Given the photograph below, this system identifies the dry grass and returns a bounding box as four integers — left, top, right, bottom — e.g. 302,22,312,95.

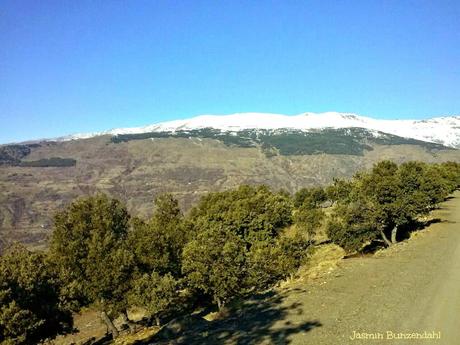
296,243,345,282
112,326,160,345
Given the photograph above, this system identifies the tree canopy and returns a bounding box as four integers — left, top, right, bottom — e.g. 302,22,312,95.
327,161,458,252
48,194,134,330
189,185,293,242
128,194,186,277
0,244,72,344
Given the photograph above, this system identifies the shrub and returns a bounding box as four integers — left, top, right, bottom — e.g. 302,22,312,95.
0,244,72,344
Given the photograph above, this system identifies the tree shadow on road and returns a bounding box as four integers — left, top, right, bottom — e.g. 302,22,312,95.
399,218,446,241
142,290,321,345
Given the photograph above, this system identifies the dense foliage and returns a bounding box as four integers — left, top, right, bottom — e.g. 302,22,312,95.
181,185,303,309
1,160,459,341
128,194,187,277
327,161,460,251
19,157,76,167
48,195,134,316
0,244,71,344
188,185,293,240
129,272,177,326
111,128,448,156
0,144,77,167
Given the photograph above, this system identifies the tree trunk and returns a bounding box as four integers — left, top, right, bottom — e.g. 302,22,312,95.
380,229,392,247
155,315,161,327
391,226,398,244
216,297,223,311
101,311,119,338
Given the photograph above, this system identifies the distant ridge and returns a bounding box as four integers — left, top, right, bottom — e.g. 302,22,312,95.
55,112,460,148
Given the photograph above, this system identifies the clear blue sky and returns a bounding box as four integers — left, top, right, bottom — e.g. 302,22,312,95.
1,0,459,143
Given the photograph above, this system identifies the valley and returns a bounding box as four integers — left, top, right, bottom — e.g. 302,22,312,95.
1,127,459,249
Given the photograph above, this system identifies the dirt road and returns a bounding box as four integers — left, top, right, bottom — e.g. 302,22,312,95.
267,191,460,345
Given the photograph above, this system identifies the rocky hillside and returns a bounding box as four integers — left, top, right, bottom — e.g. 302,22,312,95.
1,125,459,250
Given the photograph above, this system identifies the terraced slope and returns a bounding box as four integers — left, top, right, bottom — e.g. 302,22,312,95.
0,132,459,249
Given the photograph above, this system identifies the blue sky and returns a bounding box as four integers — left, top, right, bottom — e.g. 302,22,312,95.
1,0,459,143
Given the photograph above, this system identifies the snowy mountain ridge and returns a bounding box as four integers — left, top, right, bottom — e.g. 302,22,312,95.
59,112,460,148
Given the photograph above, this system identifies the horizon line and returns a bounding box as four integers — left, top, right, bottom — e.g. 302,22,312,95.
2,111,460,146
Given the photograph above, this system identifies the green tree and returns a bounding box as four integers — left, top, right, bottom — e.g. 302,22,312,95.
327,200,380,252
294,187,327,208
183,185,297,308
129,272,177,327
389,161,446,242
246,233,310,288
293,204,325,240
128,194,186,277
189,185,292,242
438,161,460,192
327,161,401,250
245,240,284,290
421,164,449,206
182,225,247,310
48,194,133,337
327,160,455,252
0,244,72,344
325,178,353,203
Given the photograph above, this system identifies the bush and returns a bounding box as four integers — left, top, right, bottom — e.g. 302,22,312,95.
129,272,178,326
0,244,72,344
19,157,76,167
189,185,293,241
293,205,325,239
48,194,134,333
182,225,247,310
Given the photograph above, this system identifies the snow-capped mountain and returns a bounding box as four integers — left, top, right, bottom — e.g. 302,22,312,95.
59,112,460,148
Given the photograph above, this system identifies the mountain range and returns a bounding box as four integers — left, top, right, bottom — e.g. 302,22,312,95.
1,112,460,250
58,112,460,148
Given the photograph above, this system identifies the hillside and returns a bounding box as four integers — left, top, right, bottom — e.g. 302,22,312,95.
1,124,459,249
149,192,460,345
